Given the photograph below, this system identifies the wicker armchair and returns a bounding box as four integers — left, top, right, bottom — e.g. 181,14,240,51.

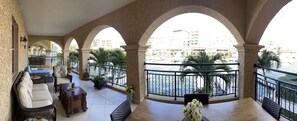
53,65,72,92
110,100,131,121
184,94,209,106
13,71,56,121
262,97,281,120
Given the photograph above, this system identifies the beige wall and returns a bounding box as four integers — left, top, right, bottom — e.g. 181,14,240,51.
0,0,28,120
28,35,64,49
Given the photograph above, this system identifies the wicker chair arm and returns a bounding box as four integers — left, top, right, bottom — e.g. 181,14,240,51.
21,104,56,112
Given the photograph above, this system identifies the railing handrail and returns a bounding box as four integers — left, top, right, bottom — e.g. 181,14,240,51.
255,72,297,86
254,64,297,121
255,64,297,77
145,62,239,66
145,69,239,73
89,60,126,63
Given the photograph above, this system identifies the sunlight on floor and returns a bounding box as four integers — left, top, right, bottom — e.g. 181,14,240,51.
46,73,137,121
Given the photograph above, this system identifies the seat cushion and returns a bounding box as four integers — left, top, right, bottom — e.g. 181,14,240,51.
32,100,52,108
32,90,53,102
17,85,32,108
54,66,68,78
18,81,33,99
31,69,50,74
21,77,33,90
32,84,48,91
57,77,70,84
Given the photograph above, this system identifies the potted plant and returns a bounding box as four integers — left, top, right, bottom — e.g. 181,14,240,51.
91,75,107,89
183,99,204,121
124,85,135,104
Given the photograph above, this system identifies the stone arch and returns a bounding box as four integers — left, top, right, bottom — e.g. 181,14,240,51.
139,5,244,46
31,41,50,50
245,0,291,44
82,25,111,49
31,40,62,50
64,37,76,50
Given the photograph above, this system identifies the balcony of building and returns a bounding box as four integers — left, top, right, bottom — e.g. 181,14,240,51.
1,0,297,121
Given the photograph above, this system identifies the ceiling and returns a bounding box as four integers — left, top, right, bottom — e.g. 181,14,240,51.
20,0,135,36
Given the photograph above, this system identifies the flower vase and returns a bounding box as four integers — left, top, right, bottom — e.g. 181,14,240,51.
127,93,133,104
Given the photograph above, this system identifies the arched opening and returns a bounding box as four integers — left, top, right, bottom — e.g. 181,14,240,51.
28,40,62,68
144,12,238,99
88,27,127,87
67,39,79,71
139,5,243,46
257,1,297,119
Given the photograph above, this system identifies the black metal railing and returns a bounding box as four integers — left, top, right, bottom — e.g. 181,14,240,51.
88,60,127,87
255,65,297,121
145,62,239,100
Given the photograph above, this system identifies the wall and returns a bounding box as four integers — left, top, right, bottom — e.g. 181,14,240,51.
0,0,28,120
28,35,64,49
65,0,246,48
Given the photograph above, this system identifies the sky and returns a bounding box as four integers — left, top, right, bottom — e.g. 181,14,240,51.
260,0,297,50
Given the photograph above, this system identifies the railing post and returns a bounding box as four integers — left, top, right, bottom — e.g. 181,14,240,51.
111,65,114,86
146,70,149,97
174,72,177,100
254,72,258,101
277,81,281,105
234,71,237,97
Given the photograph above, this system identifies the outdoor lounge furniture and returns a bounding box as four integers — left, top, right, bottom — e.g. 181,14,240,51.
26,65,51,77
12,71,56,121
262,97,281,120
184,94,209,106
110,100,131,121
59,83,88,117
53,65,72,92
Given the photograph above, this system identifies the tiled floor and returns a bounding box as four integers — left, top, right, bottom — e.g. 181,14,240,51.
47,73,136,121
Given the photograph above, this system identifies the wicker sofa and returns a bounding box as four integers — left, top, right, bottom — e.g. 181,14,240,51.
12,71,56,121
53,65,72,92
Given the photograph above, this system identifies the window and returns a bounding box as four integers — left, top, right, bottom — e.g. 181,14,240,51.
12,17,18,74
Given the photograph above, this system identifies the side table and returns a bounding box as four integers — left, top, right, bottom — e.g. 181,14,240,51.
31,75,44,84
59,83,88,117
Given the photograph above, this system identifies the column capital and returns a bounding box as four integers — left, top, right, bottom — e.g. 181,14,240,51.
234,44,264,52
121,45,150,52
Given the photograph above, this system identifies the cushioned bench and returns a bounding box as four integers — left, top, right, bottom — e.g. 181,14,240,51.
13,71,56,121
26,65,51,77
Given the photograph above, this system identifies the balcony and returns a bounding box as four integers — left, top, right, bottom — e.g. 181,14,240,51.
85,61,297,120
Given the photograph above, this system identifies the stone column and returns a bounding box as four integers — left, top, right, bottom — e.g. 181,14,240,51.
45,50,52,67
122,45,149,103
234,44,263,99
78,48,92,78
62,50,71,66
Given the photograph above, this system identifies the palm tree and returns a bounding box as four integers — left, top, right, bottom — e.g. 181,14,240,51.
68,51,79,68
257,49,280,76
109,49,126,67
257,49,280,92
180,52,232,95
89,48,110,76
109,49,127,84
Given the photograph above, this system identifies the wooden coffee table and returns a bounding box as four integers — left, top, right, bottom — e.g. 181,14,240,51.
59,83,87,117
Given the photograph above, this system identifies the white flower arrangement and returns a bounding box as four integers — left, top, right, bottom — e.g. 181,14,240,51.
183,99,203,121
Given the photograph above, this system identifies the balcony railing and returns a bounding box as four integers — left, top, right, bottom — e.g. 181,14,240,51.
145,62,239,100
88,61,127,87
255,65,297,121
